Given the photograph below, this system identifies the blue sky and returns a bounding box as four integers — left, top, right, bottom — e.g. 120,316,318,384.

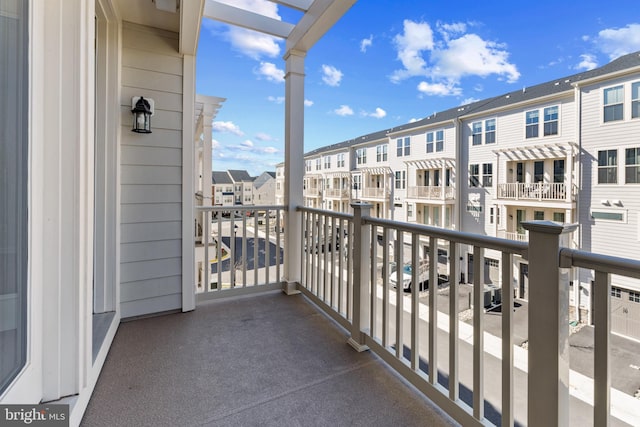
196,0,640,176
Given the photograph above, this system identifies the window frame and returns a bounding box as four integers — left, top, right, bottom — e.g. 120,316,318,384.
625,147,640,184
471,122,482,146
603,85,624,123
484,119,496,144
543,105,559,136
482,163,493,187
469,164,480,187
632,81,640,119
597,149,618,184
525,110,539,138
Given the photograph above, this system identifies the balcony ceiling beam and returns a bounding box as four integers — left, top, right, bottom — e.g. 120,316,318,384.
268,0,313,12
286,0,356,53
204,0,294,39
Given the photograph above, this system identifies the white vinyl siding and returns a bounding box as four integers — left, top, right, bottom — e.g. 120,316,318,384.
120,23,184,318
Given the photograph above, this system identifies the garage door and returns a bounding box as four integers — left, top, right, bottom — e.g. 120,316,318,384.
611,287,640,341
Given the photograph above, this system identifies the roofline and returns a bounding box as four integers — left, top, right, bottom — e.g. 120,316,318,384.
571,63,640,87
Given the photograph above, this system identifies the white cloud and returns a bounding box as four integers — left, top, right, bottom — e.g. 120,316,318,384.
212,121,244,136
322,64,343,86
360,35,373,53
417,81,462,96
365,107,387,119
409,118,420,123
390,20,434,82
575,53,598,71
214,0,282,59
460,97,479,106
431,34,520,83
240,140,254,149
267,96,285,104
261,146,279,154
255,132,274,142
390,19,519,95
334,105,354,116
304,99,314,107
594,23,640,59
256,61,284,83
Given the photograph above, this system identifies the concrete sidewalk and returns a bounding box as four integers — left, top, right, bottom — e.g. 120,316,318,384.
387,284,640,426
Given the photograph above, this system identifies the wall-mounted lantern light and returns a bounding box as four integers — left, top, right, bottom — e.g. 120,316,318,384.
131,96,154,133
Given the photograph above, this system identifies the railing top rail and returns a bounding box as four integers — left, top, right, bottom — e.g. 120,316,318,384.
561,248,640,279
196,205,287,212
365,216,528,256
297,206,354,221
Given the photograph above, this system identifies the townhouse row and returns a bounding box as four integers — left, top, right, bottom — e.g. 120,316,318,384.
276,51,640,339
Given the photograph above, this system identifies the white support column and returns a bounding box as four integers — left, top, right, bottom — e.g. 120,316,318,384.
522,220,578,427
283,49,306,295
348,202,372,352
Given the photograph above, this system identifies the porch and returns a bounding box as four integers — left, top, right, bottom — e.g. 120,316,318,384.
82,291,454,426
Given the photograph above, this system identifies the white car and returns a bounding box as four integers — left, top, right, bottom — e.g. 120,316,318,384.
389,260,429,292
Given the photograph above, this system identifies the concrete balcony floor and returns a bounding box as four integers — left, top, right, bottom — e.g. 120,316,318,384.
82,291,456,426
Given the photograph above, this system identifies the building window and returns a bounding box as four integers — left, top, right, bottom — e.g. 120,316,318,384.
435,130,444,151
433,206,440,226
496,206,501,225
324,156,331,169
356,148,367,165
553,212,565,223
590,210,626,222
544,106,559,136
598,150,617,184
397,137,410,157
611,287,622,298
376,144,387,162
526,110,539,138
433,169,441,187
482,163,493,187
633,82,640,119
337,153,345,167
395,171,406,189
1,0,28,395
470,164,480,187
315,158,321,170
485,119,496,144
426,132,434,153
534,211,544,220
407,203,413,217
553,159,565,183
353,175,361,190
604,85,624,122
629,291,640,303
472,122,482,145
534,161,544,183
489,207,494,224
305,161,312,172
625,147,640,183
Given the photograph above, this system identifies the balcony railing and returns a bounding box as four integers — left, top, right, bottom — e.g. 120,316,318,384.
296,204,640,426
195,205,285,301
407,186,455,200
324,188,350,198
361,187,388,199
497,182,570,201
303,187,321,197
498,230,528,242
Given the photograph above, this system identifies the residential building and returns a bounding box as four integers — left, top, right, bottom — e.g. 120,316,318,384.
302,51,640,338
253,171,277,205
212,171,234,206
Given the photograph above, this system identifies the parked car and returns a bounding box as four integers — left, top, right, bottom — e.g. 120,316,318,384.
390,260,429,292
389,260,448,292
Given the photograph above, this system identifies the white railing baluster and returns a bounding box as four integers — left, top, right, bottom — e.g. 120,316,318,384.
428,236,437,383
594,270,611,427
338,218,344,314
217,216,222,289
242,214,247,287
411,232,420,371
472,245,484,421
203,210,210,292
382,227,390,348
501,252,514,427
371,225,378,338
254,213,259,286
396,231,404,360
448,241,459,401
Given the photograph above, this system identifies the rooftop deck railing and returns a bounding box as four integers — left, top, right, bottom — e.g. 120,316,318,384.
296,204,640,426
407,186,455,200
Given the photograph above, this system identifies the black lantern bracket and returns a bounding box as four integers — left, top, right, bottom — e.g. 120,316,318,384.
131,96,155,133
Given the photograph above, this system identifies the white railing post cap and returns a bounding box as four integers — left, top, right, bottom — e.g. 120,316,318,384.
521,220,578,235
351,202,373,209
